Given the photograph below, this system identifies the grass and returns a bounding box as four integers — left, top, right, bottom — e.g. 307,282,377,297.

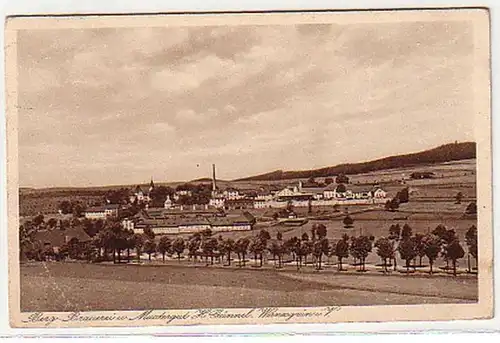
20,262,477,312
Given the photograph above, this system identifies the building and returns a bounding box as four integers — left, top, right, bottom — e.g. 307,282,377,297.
275,185,314,202
275,186,299,198
254,190,273,208
209,163,236,208
254,199,272,209
129,179,154,203
241,211,256,225
299,181,326,200
208,164,257,208
240,190,258,198
129,212,255,235
209,196,225,208
84,204,120,220
328,185,371,200
164,195,173,209
410,172,435,179
33,226,92,255
255,190,273,202
223,187,242,200
142,207,219,218
225,198,255,210
208,217,252,233
322,183,339,199
173,189,193,202
271,181,387,206
371,187,387,199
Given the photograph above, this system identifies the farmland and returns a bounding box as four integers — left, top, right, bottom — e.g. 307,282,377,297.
20,262,477,312
18,159,476,217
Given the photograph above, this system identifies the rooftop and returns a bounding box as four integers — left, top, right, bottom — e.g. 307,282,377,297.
135,215,253,228
34,227,92,246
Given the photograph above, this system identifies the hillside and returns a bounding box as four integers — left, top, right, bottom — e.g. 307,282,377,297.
235,142,476,181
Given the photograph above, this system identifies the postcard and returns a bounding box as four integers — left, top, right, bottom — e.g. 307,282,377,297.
4,8,492,328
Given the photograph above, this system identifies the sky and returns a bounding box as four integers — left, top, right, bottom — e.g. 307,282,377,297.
17,20,475,188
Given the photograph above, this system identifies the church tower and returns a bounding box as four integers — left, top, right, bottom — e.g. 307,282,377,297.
149,177,155,193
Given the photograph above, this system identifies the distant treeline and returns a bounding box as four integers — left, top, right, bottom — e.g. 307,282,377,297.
236,142,476,182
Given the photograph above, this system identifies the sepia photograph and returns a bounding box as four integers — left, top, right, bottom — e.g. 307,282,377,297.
4,8,493,328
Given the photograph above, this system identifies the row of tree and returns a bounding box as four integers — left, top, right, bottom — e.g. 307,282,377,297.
22,217,478,277
372,223,477,275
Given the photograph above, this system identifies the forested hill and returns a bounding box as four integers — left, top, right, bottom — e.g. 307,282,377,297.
235,142,476,181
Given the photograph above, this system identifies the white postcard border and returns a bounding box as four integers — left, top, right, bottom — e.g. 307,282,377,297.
3,7,494,330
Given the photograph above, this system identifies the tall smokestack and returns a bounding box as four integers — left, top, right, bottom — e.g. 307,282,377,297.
212,164,217,192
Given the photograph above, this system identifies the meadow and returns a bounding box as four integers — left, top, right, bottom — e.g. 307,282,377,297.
20,262,477,312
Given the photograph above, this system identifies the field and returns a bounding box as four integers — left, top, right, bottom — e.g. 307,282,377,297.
20,262,477,312
19,192,105,217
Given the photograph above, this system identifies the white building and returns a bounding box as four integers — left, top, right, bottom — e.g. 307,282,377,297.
223,188,242,200
269,181,387,207
254,200,272,209
209,196,225,208
322,183,338,199
164,195,173,209
122,218,134,230
173,189,192,201
256,191,273,202
371,188,387,199
275,186,301,198
130,214,255,235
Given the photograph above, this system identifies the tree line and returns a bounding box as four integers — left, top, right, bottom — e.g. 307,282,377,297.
20,215,478,277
